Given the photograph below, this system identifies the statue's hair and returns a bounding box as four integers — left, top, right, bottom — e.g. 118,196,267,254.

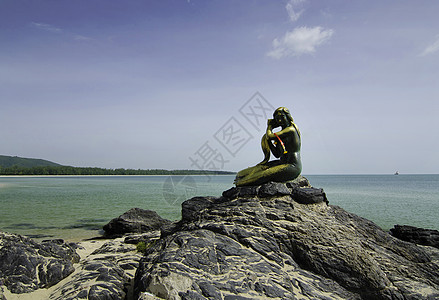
274,107,293,124
274,107,300,137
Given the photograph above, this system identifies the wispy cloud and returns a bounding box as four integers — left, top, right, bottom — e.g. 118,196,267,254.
30,22,93,41
286,0,307,22
420,35,439,56
74,35,93,41
31,22,62,33
267,26,334,59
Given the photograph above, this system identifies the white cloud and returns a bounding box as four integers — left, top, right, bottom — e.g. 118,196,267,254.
31,22,93,42
31,22,62,33
286,0,307,22
267,26,334,59
420,35,439,56
74,35,93,41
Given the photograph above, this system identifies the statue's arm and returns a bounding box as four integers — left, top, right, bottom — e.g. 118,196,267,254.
265,120,284,157
265,119,278,139
266,125,293,140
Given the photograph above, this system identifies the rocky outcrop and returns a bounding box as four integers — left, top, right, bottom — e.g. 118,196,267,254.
49,238,144,300
103,208,172,237
0,231,161,299
135,177,439,300
390,224,439,249
0,232,79,294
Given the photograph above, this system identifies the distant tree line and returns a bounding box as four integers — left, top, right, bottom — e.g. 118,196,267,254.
0,165,235,176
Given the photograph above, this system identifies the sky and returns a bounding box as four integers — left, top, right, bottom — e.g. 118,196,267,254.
1,0,438,174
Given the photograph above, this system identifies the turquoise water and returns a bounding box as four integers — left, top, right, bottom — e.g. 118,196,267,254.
308,175,439,232
0,174,438,241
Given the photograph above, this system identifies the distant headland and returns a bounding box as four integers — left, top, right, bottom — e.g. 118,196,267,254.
0,155,235,176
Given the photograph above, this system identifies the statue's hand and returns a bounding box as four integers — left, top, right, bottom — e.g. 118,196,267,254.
268,119,279,129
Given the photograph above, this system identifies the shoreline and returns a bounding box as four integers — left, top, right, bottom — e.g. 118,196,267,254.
0,228,105,244
0,174,236,178
1,173,438,178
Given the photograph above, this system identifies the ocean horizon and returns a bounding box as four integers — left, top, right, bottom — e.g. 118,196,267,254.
1,174,438,241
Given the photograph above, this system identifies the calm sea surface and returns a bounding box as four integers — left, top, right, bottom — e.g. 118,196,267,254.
0,174,438,241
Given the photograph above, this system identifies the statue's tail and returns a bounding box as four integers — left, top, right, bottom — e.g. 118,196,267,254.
259,134,270,165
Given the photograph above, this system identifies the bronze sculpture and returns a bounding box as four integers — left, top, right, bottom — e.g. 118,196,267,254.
234,107,302,186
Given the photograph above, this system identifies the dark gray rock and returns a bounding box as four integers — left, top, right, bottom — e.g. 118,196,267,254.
134,178,439,300
181,197,217,222
0,232,79,294
222,185,260,199
286,174,312,187
258,181,291,197
292,187,328,204
50,238,143,300
222,175,311,200
103,208,172,237
390,224,439,249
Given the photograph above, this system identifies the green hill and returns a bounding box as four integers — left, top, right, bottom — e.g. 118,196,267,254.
0,155,62,168
0,155,236,176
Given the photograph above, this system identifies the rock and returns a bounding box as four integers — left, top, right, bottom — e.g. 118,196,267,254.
0,232,146,299
135,178,439,300
103,208,172,237
124,231,161,245
289,174,312,187
291,187,328,204
181,197,217,222
258,181,291,197
0,286,5,300
138,291,163,299
0,232,79,294
49,238,143,300
222,175,311,200
390,225,439,248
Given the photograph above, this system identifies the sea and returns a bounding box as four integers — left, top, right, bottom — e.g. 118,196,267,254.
0,174,438,241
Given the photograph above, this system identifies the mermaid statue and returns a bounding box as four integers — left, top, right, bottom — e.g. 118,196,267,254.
234,107,302,186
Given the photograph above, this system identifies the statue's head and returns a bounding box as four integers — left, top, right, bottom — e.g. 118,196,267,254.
273,107,293,127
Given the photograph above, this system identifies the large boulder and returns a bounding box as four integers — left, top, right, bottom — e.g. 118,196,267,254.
103,208,172,237
49,238,144,300
0,232,79,294
390,224,439,249
135,180,439,300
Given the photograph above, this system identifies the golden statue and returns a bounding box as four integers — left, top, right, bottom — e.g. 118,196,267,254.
234,107,302,186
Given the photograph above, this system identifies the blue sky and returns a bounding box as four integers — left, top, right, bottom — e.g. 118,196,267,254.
1,0,438,174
